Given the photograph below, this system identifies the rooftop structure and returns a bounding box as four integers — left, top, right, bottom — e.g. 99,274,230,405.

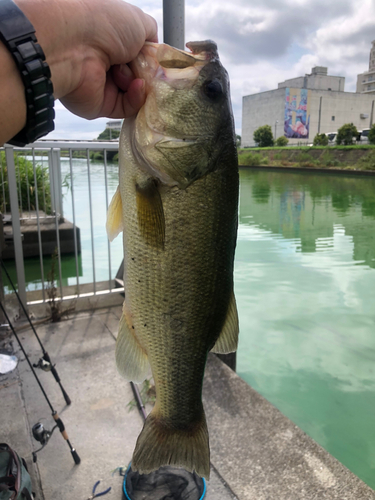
278,66,345,92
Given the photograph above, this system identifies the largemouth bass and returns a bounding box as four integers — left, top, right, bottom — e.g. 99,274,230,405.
106,40,239,480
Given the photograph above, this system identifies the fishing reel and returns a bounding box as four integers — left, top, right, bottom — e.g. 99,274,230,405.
32,422,57,462
33,354,52,372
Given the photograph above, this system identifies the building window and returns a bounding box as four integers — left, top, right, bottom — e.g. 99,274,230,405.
332,116,335,121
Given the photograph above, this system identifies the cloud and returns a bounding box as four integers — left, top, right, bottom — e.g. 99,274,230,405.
46,0,375,139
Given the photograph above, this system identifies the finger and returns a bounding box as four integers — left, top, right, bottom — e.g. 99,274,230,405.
143,13,158,43
99,77,146,119
112,64,135,92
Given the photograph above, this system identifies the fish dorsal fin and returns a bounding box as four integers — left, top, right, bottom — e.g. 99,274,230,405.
211,289,239,354
116,304,150,382
106,186,123,242
136,180,165,249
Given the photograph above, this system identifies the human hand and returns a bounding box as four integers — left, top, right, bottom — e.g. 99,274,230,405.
15,0,158,120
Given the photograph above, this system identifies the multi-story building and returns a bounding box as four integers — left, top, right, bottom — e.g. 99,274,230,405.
356,40,375,94
242,67,375,147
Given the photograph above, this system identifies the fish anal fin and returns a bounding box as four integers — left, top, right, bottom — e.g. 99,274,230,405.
132,407,210,479
211,290,239,354
106,186,124,242
115,305,149,383
136,180,165,249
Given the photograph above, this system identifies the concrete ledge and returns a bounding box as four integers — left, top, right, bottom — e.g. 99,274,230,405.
203,354,375,500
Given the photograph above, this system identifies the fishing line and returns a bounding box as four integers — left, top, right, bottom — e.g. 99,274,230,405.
0,300,80,465
0,258,71,405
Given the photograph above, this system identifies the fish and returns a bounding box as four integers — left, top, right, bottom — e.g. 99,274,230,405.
106,39,239,480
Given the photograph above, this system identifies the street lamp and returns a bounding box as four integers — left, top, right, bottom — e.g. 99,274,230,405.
275,120,278,140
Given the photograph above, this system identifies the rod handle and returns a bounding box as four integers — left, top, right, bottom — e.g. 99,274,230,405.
71,449,81,465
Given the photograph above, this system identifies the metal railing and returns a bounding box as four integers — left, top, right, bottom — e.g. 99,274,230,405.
0,140,124,309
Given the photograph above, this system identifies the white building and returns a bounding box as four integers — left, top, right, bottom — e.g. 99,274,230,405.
356,40,375,94
242,67,375,147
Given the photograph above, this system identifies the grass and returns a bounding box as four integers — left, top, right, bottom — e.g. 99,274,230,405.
0,151,52,214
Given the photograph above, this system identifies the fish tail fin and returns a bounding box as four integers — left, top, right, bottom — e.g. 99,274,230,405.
132,408,210,479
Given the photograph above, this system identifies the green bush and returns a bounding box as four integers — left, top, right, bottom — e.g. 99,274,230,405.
0,151,51,214
253,125,274,147
368,125,375,145
275,136,288,147
313,133,329,146
336,123,358,145
358,151,375,170
238,152,268,166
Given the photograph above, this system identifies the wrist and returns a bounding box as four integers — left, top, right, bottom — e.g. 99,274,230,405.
13,0,84,99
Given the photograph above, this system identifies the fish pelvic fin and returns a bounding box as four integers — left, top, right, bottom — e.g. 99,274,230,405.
136,180,165,250
115,306,149,383
132,407,210,480
106,186,124,242
211,289,239,354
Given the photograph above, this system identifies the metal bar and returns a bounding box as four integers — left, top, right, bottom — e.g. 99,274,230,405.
16,153,23,215
1,153,7,213
86,149,96,294
163,0,185,49
103,150,112,291
41,152,47,218
25,150,31,216
69,150,80,295
25,140,119,150
34,148,45,302
51,149,63,299
5,146,27,309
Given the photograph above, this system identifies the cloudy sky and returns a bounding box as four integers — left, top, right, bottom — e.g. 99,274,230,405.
47,0,375,140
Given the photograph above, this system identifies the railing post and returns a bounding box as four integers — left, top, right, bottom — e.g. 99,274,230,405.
49,148,63,218
5,146,27,311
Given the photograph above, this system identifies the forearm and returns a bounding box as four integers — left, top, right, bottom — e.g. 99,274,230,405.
0,41,27,146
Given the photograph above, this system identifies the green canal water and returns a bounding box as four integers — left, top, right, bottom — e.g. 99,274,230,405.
3,163,375,488
236,168,375,489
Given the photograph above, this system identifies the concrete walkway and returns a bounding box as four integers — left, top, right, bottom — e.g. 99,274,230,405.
0,306,233,500
1,304,375,499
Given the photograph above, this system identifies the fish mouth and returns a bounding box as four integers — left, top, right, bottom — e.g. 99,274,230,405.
130,40,219,88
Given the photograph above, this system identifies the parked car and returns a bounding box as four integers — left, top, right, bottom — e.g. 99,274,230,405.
357,128,370,143
326,132,337,145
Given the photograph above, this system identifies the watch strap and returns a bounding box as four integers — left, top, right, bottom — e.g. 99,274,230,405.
0,0,55,146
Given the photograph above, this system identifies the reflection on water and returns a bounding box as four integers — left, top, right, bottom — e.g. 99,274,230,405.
236,168,375,488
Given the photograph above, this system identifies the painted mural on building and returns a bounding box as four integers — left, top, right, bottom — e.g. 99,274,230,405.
284,88,311,139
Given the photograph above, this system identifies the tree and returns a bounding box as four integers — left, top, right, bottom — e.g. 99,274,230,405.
253,125,274,147
336,123,358,145
97,128,120,141
368,124,375,145
313,133,329,146
275,136,288,147
236,135,241,148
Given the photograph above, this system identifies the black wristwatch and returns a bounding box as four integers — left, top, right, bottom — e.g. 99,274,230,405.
0,0,55,146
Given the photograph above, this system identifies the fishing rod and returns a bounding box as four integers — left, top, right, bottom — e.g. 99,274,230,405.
0,258,71,405
130,382,147,422
0,301,80,465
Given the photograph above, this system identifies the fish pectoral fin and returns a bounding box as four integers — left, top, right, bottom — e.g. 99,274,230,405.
106,186,124,242
116,309,149,383
211,290,239,354
136,180,165,249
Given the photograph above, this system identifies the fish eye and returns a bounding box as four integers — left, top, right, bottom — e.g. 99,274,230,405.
203,79,223,100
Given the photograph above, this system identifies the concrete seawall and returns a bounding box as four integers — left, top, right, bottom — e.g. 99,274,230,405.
204,354,375,500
